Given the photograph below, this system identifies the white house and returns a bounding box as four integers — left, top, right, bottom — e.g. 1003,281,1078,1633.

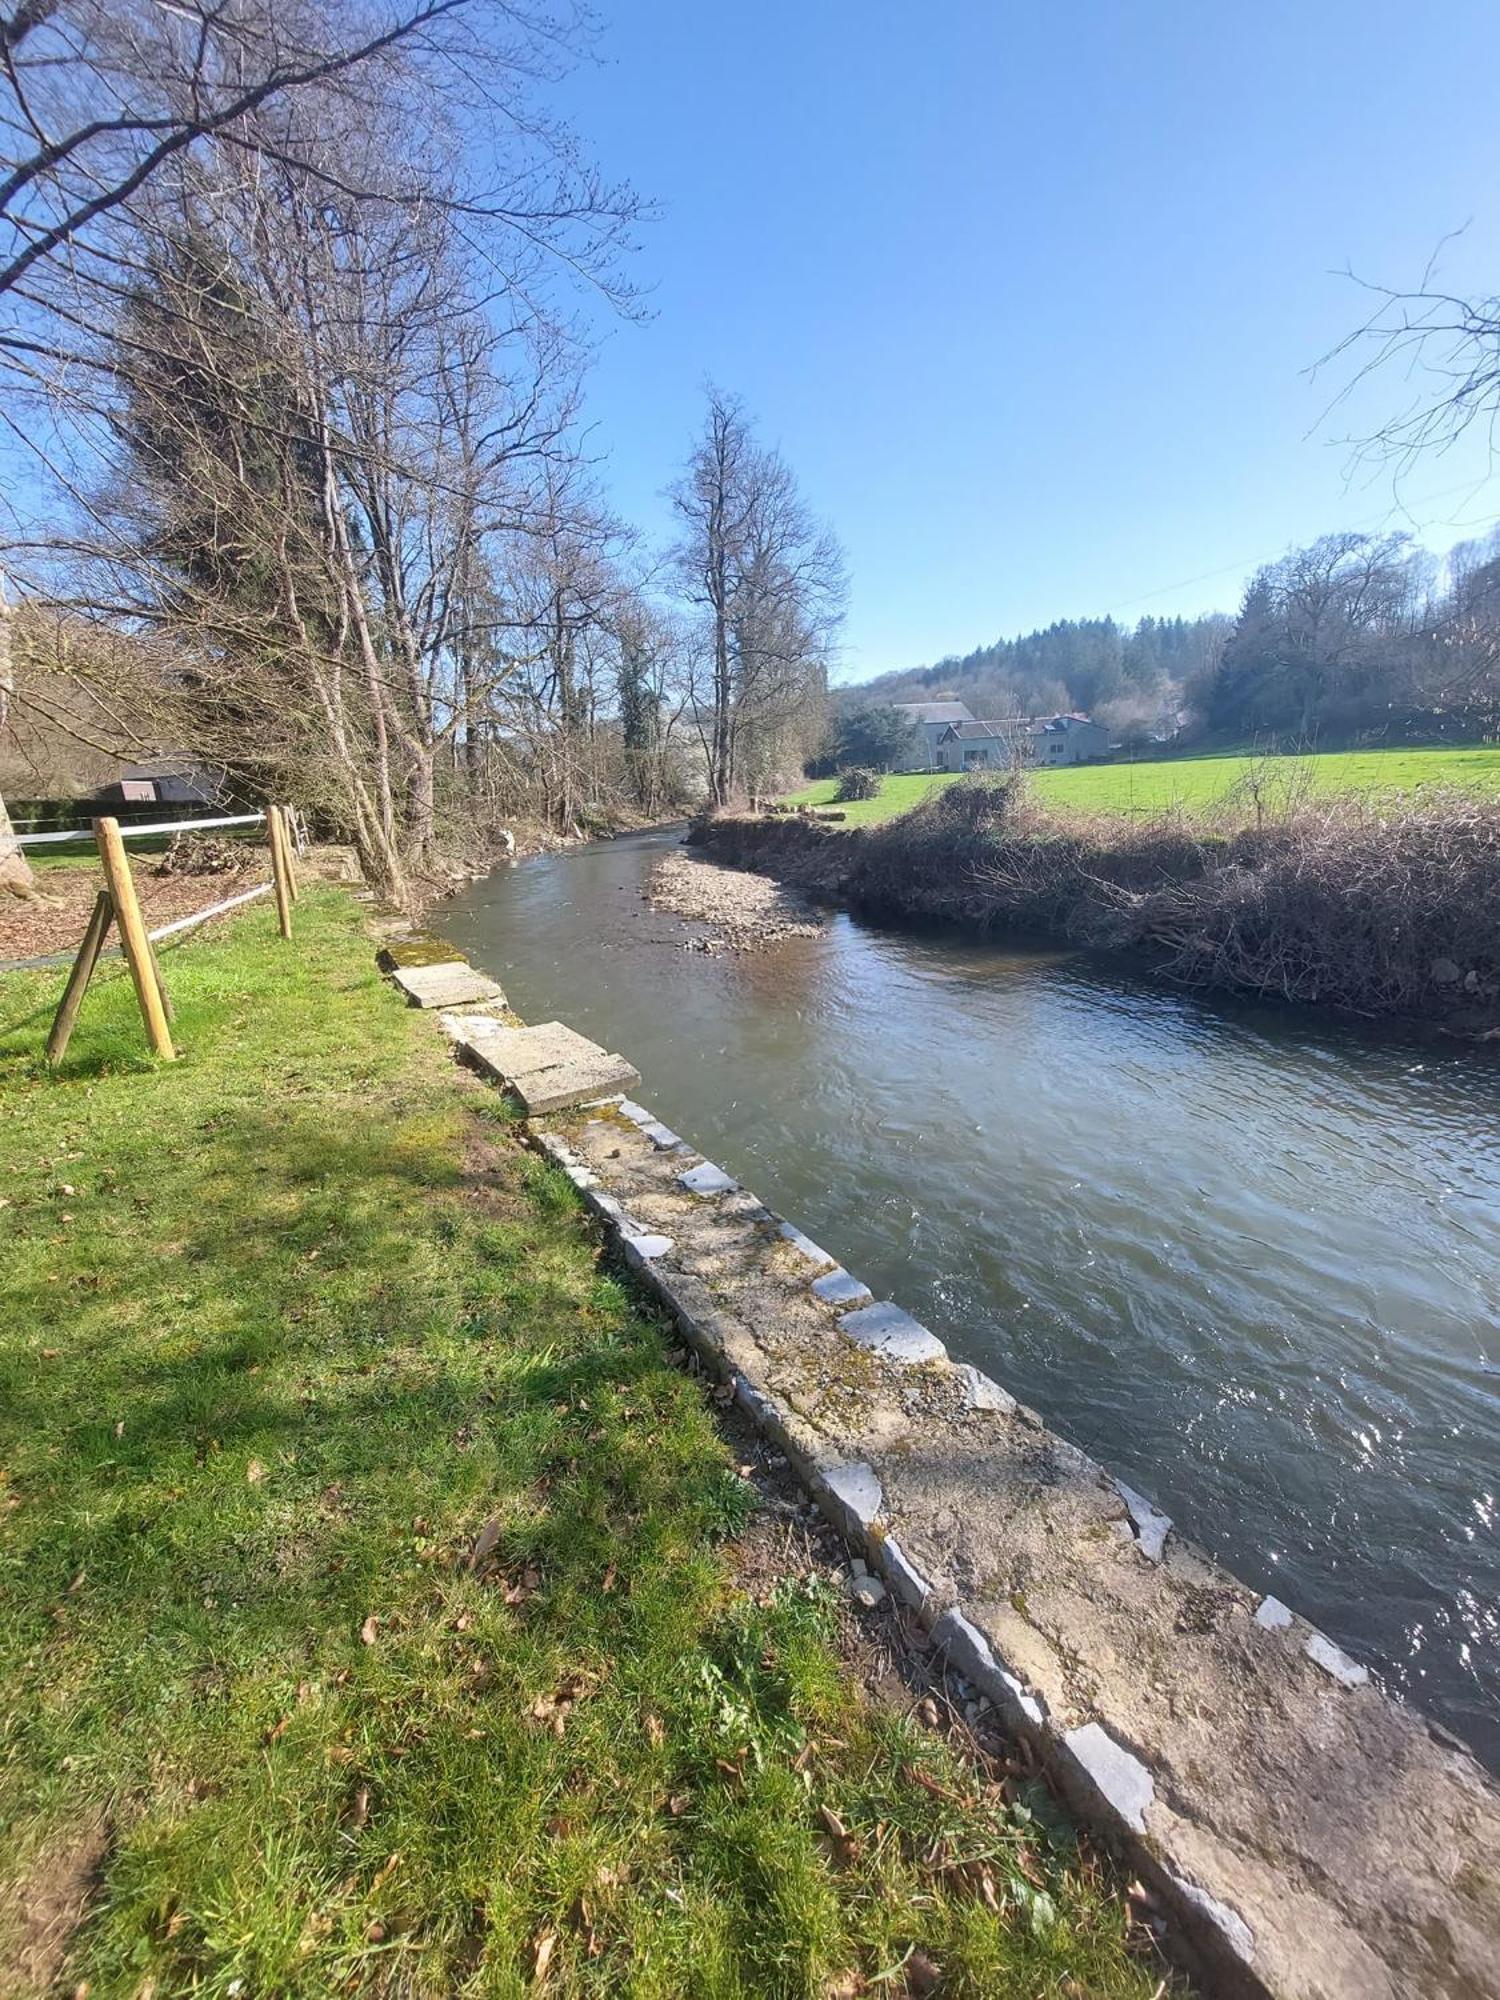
890,699,975,771
935,712,1109,773
1031,714,1109,765
935,720,1012,772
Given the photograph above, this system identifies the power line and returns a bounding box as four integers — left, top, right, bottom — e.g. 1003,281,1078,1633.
1107,478,1499,615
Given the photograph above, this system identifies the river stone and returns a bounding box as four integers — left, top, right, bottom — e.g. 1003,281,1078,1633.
390,961,507,1010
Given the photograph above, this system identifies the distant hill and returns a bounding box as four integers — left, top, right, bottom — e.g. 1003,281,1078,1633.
840,613,1230,732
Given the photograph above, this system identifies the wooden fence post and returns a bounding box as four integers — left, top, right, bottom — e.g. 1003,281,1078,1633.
45,889,114,1065
93,816,175,1060
276,805,300,902
268,806,293,939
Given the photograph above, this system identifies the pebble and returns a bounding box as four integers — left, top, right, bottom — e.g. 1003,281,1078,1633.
848,1574,887,1610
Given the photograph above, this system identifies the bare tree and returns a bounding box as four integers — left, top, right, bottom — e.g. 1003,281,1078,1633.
1321,260,1500,471
0,566,34,895
1,0,644,900
0,0,639,317
670,389,844,806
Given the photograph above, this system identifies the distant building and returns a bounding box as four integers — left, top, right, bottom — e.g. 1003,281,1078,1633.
97,760,227,809
935,720,1013,772
890,699,975,771
1030,714,1109,766
935,712,1109,773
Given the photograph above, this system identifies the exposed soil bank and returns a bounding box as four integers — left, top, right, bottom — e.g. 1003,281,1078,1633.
646,849,824,950
696,781,1500,1032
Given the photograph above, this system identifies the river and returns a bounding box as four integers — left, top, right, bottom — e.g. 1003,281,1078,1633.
443,825,1500,1769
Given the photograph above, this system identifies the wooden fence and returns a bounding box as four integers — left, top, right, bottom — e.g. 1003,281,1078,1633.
18,806,301,1065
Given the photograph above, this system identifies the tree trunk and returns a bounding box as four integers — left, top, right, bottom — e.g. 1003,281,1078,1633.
0,573,38,898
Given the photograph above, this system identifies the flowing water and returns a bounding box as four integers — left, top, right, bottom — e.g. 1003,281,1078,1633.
444,826,1500,1768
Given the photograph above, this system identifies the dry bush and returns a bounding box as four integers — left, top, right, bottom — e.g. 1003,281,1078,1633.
834,766,880,802
1114,792,1500,1014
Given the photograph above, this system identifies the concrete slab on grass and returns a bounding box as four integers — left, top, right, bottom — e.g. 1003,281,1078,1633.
457,1019,639,1113
390,961,507,1010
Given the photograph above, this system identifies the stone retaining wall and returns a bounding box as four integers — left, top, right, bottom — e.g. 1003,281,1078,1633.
382,942,1500,1999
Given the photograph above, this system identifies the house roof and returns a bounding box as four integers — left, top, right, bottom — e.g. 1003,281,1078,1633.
939,720,1009,740
892,700,974,725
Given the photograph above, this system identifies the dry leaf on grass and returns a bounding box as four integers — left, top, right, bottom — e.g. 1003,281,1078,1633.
816,1804,863,1867
359,1615,379,1646
527,1671,593,1738
903,1948,942,1995
467,1515,503,1572
530,1926,557,1983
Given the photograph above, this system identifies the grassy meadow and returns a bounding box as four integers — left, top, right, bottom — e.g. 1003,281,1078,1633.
782,745,1500,826
0,890,1163,1997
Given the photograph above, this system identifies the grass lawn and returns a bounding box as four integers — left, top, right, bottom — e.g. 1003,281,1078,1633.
783,744,1500,826
0,891,1162,1997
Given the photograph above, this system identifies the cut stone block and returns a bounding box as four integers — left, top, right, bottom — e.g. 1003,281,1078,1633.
677,1161,738,1197
1063,1721,1155,1834
1304,1630,1369,1687
811,1267,874,1309
1115,1480,1172,1562
618,1100,687,1150
839,1300,947,1365
954,1362,1017,1416
459,1019,639,1113
391,960,507,1009
777,1220,835,1270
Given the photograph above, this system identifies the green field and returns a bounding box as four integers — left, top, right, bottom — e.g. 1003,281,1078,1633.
781,746,1500,826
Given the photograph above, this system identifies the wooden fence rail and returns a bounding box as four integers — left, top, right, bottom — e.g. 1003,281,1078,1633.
43,805,299,1066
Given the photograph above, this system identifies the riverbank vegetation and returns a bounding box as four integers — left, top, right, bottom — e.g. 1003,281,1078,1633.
704,774,1500,1027
782,744,1500,827
0,891,1164,1997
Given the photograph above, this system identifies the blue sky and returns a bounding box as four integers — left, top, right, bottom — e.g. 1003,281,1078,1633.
552,0,1500,681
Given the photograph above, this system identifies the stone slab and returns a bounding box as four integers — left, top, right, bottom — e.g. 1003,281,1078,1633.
677,1160,739,1197
810,1267,874,1308
839,1300,947,1365
390,961,507,1010
457,1019,639,1113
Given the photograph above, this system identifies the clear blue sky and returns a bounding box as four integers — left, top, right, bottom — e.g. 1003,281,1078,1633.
552,0,1500,682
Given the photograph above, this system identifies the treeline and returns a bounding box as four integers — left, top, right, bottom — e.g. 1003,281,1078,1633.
847,521,1500,757
0,3,837,905
851,614,1230,738
1204,528,1500,744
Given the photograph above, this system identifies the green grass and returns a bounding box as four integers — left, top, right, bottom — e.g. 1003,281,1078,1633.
784,745,1500,825
0,892,1161,1998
